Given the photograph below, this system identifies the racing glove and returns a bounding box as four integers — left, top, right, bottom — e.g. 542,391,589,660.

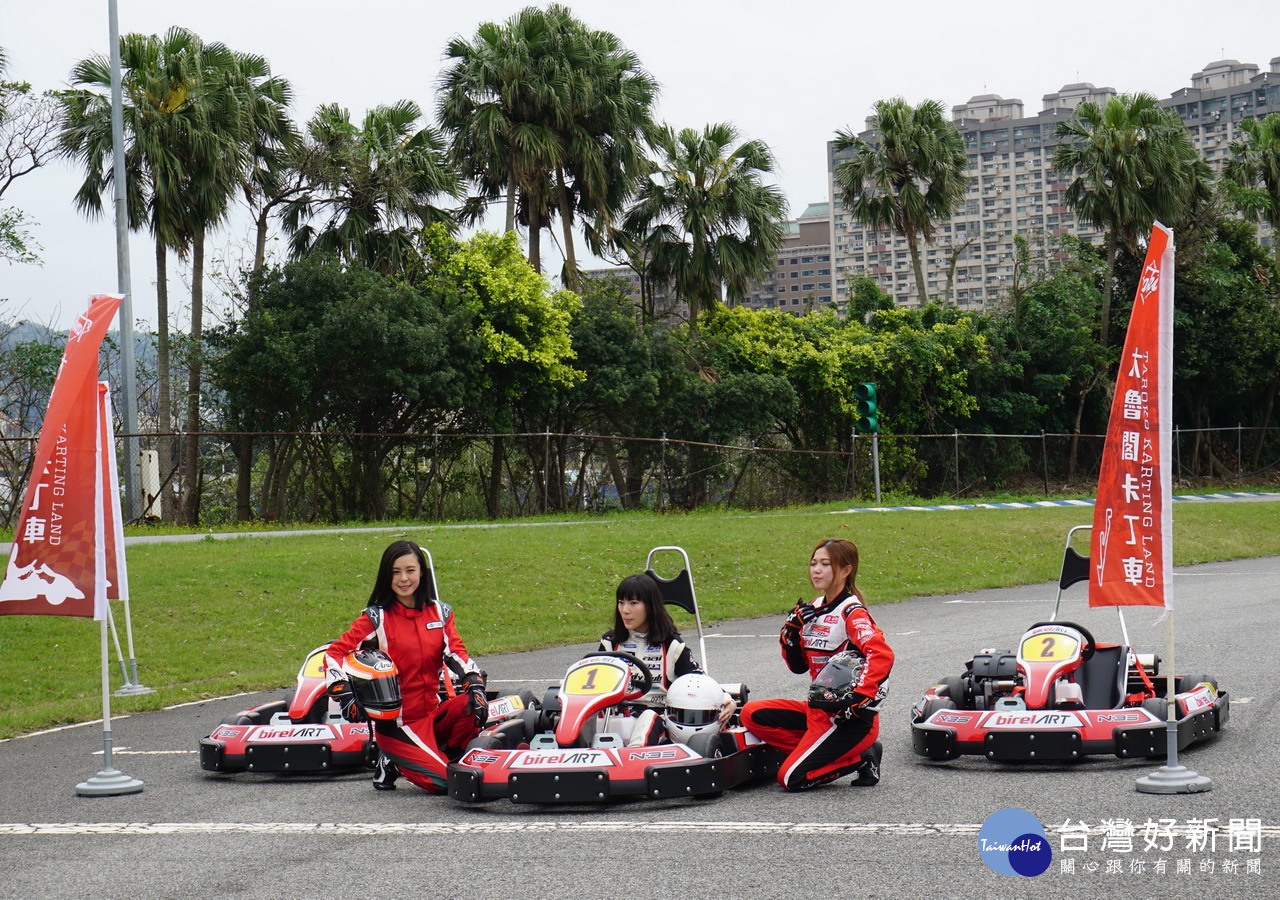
780,602,812,673
835,693,876,722
461,672,489,728
331,682,366,723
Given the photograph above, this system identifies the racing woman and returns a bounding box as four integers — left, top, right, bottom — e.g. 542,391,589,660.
326,540,486,792
599,573,733,745
741,538,894,790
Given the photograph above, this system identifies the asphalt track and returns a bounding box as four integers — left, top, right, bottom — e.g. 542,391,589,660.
2,554,1278,899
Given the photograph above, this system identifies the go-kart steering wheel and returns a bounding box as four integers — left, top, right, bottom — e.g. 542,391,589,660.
1027,621,1096,660
592,651,653,701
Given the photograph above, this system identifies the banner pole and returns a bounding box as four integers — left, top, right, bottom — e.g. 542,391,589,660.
106,603,130,686
76,613,143,796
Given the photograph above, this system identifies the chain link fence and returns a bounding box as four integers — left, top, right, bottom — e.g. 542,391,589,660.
0,426,1275,528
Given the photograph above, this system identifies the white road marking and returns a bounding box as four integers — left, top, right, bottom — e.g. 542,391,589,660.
2,821,1276,837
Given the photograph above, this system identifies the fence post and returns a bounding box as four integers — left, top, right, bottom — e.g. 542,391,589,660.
1041,430,1049,496
1174,425,1181,479
1237,424,1242,479
954,429,960,496
660,432,667,512
543,430,550,515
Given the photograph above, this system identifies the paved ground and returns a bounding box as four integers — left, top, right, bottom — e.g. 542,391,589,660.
2,554,1277,899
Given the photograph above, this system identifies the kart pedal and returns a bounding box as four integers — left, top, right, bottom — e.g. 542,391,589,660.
851,741,882,787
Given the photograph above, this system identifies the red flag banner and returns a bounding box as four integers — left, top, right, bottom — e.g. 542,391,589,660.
0,295,121,619
1089,223,1174,608
99,383,129,603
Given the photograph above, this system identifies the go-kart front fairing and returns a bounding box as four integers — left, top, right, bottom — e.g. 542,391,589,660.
447,653,779,804
910,528,1229,763
199,645,375,774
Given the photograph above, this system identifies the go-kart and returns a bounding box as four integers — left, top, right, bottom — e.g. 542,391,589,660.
200,545,531,775
911,526,1229,762
199,643,375,774
447,547,783,804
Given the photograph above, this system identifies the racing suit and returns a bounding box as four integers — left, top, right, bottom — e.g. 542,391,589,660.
327,599,482,793
741,590,894,790
598,631,702,746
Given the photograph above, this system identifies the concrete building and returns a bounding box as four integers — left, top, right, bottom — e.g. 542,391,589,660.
741,202,834,314
829,55,1280,311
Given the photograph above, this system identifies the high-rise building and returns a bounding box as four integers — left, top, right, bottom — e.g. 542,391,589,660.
829,56,1280,312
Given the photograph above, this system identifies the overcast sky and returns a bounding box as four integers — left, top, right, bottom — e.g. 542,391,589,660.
3,0,1279,330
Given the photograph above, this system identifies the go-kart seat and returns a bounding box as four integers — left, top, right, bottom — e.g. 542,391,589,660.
1072,645,1126,709
644,567,697,616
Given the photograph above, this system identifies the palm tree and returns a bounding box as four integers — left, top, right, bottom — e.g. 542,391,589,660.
1225,112,1280,264
621,122,786,323
1052,92,1203,345
60,27,214,522
282,100,460,275
438,4,656,285
832,97,968,308
61,29,295,524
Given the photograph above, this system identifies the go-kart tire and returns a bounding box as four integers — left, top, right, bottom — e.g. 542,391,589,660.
1176,674,1217,694
1142,697,1170,721
219,699,287,726
518,708,542,741
686,730,725,760
940,675,969,708
919,697,957,721
685,731,725,799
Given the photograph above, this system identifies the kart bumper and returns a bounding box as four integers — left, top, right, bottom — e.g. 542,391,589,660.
912,692,1229,762
199,726,373,773
446,742,782,804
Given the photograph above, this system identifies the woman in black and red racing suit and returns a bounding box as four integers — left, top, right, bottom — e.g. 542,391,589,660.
598,573,732,745
326,540,486,793
741,538,894,790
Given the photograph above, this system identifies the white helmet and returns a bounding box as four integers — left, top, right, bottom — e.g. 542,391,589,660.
664,674,726,744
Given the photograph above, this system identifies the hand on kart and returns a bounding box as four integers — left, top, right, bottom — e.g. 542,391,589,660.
717,695,736,727
460,673,489,728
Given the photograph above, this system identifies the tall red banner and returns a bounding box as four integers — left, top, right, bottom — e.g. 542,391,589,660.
0,294,121,619
1090,224,1174,608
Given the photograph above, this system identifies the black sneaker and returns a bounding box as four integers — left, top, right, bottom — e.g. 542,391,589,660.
851,741,882,787
373,753,399,791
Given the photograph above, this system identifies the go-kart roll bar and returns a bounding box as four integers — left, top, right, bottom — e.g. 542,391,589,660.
645,546,709,674
1051,525,1132,649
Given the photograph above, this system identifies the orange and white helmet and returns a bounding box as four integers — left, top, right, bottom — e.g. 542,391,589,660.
342,648,402,721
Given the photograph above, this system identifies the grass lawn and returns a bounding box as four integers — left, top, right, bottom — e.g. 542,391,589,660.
1,499,1276,738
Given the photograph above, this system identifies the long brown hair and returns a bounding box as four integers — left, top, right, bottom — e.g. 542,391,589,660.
811,538,861,600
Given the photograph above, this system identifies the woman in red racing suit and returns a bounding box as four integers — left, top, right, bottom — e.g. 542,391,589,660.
326,540,486,793
599,573,732,745
741,538,894,790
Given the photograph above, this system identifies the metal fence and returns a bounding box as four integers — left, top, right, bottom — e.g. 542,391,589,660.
1,426,1275,527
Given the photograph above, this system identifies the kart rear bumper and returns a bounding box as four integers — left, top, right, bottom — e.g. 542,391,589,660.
912,693,1228,762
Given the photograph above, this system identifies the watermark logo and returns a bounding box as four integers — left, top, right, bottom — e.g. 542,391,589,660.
979,808,1053,877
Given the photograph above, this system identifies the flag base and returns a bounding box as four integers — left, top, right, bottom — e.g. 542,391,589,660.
113,682,155,697
76,766,144,797
1135,764,1212,794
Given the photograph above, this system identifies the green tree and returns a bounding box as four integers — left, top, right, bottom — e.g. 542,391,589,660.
1052,92,1206,345
621,122,786,324
282,100,460,275
832,97,969,307
438,4,656,286
431,229,583,517
1224,112,1280,265
60,27,288,521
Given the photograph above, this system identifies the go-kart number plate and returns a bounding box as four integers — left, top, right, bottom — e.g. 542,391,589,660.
1020,631,1079,662
564,663,626,696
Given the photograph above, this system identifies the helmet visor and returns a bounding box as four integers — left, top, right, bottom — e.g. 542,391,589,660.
352,672,401,711
665,706,719,728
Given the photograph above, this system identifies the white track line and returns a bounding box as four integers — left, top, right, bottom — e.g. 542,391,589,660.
2,821,1276,837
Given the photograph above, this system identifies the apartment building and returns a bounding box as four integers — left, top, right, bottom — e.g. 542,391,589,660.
829,56,1280,311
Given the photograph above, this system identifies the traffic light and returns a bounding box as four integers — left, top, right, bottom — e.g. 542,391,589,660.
854,382,879,434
